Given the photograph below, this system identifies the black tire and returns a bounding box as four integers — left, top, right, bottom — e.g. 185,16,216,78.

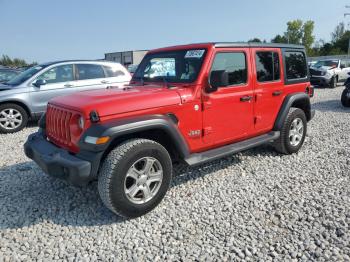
330,76,337,89
341,89,350,107
0,103,28,133
274,108,307,155
98,138,172,218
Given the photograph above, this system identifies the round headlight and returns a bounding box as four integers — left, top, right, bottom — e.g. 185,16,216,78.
78,116,85,129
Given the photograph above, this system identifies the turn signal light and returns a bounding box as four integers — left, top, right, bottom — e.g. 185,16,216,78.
85,136,110,145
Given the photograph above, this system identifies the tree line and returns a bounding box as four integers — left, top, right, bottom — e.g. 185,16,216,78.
0,55,37,68
249,20,350,57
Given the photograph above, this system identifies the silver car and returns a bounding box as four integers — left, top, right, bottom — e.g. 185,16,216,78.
0,60,131,133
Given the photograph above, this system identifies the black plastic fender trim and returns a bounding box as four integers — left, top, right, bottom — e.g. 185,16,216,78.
79,114,190,158
273,93,312,131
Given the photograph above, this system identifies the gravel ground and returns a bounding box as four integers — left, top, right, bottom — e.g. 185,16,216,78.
0,87,349,261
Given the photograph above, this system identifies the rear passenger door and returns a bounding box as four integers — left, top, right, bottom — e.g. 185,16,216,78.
73,64,107,91
252,48,284,133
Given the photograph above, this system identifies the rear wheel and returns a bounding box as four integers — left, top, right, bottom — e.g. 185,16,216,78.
0,103,28,133
274,108,307,154
341,88,350,107
98,138,172,218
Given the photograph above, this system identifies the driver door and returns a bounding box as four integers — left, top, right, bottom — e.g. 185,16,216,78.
30,64,75,113
202,49,255,145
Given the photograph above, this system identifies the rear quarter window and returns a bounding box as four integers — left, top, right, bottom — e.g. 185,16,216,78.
103,66,126,77
284,51,307,80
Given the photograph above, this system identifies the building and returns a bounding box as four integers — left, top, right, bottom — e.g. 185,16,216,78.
104,50,148,67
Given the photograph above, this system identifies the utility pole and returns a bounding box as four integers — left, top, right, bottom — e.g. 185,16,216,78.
345,6,350,55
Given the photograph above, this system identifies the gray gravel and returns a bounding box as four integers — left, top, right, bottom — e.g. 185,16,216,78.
0,87,350,261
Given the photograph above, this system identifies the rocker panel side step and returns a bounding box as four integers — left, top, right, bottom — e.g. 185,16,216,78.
184,131,280,166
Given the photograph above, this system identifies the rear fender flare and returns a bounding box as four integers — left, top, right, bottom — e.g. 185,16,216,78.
273,93,312,131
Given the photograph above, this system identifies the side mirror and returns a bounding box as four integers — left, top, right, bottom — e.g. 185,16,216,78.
207,70,229,93
340,64,346,69
33,79,47,87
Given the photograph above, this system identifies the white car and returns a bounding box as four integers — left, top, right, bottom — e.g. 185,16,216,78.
310,59,350,88
0,60,131,133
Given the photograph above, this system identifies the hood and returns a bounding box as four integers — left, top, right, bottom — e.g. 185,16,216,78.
51,85,182,118
311,65,335,71
0,84,12,91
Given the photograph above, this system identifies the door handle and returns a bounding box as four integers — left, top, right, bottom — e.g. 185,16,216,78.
272,90,282,96
240,95,253,102
64,84,74,87
101,80,110,84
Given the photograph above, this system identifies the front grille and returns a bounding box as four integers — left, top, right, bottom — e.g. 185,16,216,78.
310,68,322,76
46,105,73,145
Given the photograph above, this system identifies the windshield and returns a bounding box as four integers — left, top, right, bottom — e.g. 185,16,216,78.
6,65,47,85
313,60,339,68
133,49,207,83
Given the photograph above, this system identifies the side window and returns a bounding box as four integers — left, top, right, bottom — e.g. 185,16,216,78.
103,66,125,77
340,60,346,68
211,52,247,86
255,52,280,82
345,60,350,68
284,51,307,80
37,64,74,84
76,64,105,80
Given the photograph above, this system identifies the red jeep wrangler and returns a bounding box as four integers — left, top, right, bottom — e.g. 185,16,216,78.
25,43,314,218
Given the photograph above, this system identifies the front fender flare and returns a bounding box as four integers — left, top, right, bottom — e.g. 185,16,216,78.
79,114,190,158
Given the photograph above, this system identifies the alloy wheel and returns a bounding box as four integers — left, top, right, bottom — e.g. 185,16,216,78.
289,118,304,146
0,108,23,130
124,157,163,204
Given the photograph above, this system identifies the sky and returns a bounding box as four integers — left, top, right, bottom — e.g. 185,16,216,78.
0,0,349,63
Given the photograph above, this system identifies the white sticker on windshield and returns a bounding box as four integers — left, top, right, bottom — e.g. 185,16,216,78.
185,50,205,58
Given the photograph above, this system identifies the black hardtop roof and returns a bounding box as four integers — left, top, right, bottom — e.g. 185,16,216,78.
214,42,305,49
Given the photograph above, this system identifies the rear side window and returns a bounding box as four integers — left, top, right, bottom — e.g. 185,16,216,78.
211,52,247,86
103,66,125,77
255,52,280,82
76,64,105,80
284,51,307,80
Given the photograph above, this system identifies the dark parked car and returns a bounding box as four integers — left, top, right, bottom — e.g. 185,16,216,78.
341,72,350,107
0,68,22,83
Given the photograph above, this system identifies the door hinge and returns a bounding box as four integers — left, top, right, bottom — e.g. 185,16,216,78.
202,101,212,110
203,127,213,136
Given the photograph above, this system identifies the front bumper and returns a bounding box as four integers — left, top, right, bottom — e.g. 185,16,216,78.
24,132,95,185
310,76,331,86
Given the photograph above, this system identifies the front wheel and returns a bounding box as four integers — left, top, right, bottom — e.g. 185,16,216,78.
329,76,337,89
98,139,172,218
0,103,28,133
341,88,350,107
274,108,307,154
